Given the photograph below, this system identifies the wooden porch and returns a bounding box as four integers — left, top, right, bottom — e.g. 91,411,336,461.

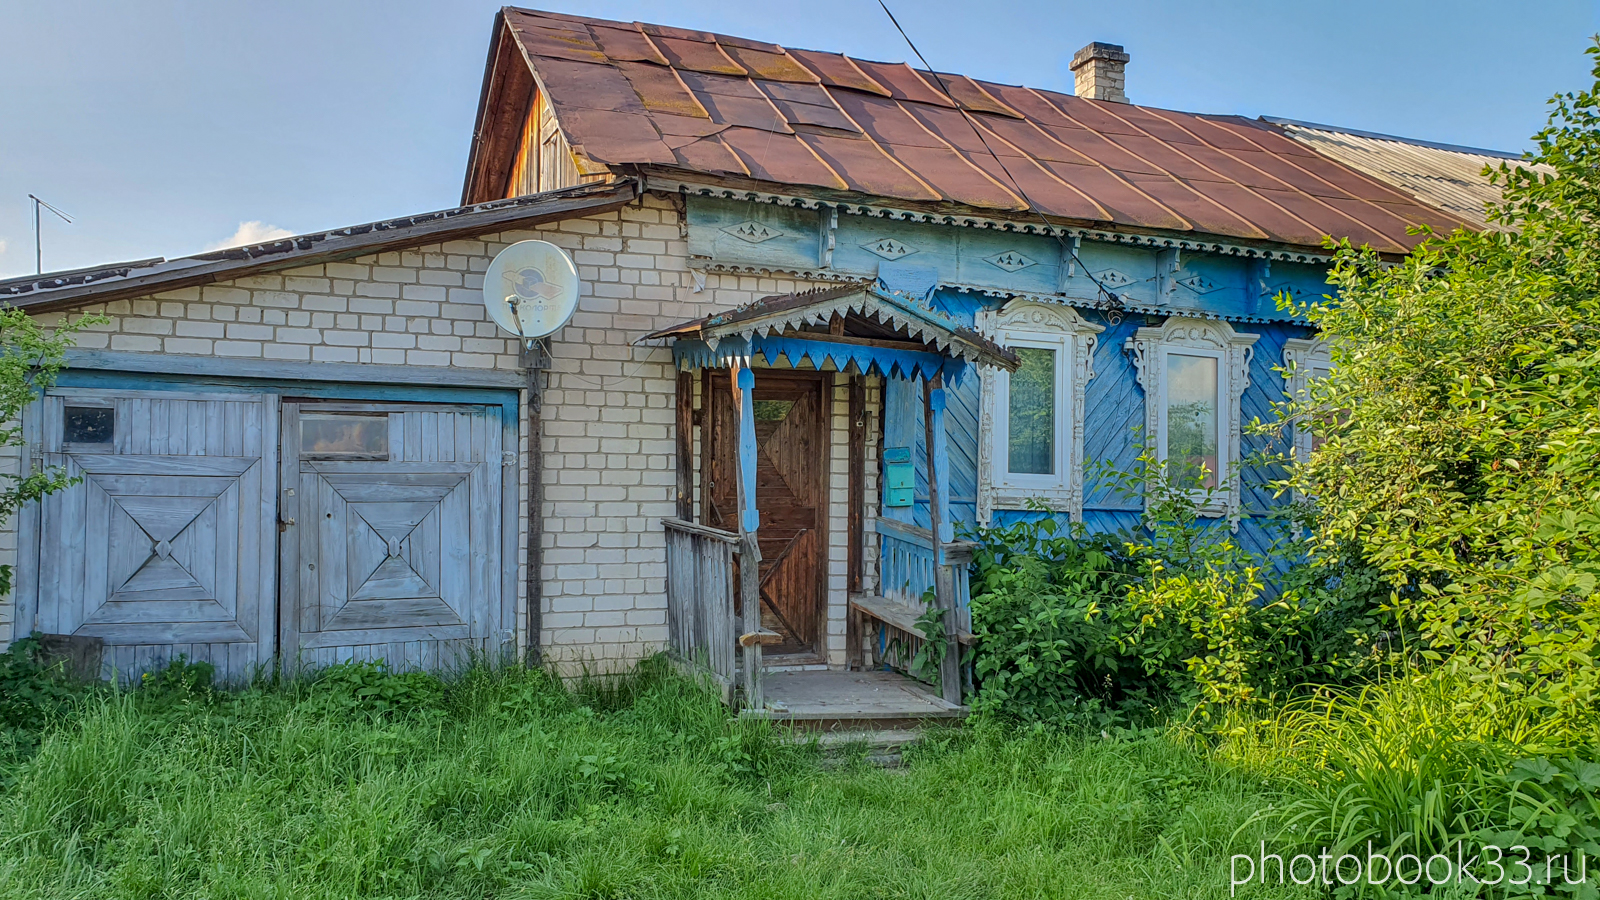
649,285,1018,725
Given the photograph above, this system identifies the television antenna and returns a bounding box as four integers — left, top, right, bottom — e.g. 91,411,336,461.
28,194,72,275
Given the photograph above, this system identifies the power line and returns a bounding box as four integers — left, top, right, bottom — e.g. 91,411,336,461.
874,0,1125,310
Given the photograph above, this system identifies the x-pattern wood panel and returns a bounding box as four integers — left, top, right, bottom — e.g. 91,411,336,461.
76,456,256,642
310,464,473,631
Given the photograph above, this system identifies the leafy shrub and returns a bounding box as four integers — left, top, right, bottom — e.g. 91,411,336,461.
138,655,215,696
0,634,100,766
968,519,1139,722
1478,756,1600,894
302,660,446,719
969,453,1382,724
1278,44,1600,722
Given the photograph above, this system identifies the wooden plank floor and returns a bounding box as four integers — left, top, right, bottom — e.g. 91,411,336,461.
746,669,966,728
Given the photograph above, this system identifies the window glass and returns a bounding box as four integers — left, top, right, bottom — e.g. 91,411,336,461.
752,400,794,422
1166,353,1219,488
1007,347,1056,476
63,406,114,445
300,413,389,459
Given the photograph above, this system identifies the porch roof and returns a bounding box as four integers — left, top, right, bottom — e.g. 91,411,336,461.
643,284,1019,381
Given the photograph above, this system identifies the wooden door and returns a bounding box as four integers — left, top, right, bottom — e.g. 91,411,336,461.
706,371,827,655
280,402,509,672
21,388,278,683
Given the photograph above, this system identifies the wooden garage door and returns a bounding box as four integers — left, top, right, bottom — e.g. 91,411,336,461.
22,388,278,683
280,402,511,672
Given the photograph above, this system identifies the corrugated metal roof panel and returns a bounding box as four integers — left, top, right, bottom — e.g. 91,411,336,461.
1265,118,1552,231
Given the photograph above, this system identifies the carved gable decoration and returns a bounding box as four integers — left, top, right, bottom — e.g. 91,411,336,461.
723,221,785,244
1092,268,1134,288
984,250,1037,272
862,237,917,260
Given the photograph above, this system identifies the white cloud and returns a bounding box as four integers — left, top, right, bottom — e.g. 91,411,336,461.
206,221,294,251
0,239,8,256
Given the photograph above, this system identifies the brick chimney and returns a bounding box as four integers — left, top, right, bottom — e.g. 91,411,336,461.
1070,42,1130,103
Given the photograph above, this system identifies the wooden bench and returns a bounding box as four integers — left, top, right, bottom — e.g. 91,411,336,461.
848,594,973,672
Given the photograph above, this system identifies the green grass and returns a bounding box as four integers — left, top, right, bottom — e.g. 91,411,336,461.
0,657,1314,899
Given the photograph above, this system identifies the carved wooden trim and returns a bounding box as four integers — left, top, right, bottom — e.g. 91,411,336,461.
1125,316,1259,530
1281,337,1331,466
975,300,1103,524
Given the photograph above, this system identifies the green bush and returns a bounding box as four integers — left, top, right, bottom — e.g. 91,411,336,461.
1280,43,1600,722
969,454,1382,725
0,635,101,769
301,660,447,719
968,519,1141,723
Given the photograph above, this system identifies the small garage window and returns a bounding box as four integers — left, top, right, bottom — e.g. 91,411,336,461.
300,413,389,459
63,406,114,448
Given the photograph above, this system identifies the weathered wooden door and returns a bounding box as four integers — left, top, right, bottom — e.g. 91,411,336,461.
20,388,278,683
280,402,510,671
706,371,826,656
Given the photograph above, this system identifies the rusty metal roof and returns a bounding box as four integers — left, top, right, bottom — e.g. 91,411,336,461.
1265,118,1552,231
488,6,1474,254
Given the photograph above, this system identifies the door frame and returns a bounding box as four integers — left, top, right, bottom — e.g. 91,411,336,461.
747,368,831,658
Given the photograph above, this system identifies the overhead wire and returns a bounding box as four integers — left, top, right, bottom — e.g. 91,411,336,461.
874,0,1127,311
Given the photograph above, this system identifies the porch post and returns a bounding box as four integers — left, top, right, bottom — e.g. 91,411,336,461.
735,365,759,535
732,363,764,708
923,373,961,704
675,370,695,522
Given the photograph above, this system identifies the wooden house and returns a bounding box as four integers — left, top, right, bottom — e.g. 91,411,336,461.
0,7,1479,717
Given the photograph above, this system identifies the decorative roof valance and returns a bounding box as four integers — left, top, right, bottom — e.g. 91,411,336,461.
642,285,1020,384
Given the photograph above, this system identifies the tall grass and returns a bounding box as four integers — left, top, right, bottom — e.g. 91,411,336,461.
0,657,1315,899
1213,669,1578,859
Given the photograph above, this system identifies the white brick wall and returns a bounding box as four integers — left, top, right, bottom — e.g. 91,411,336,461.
0,192,850,673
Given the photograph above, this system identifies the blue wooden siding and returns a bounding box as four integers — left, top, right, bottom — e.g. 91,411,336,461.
686,196,1335,585
884,289,1315,580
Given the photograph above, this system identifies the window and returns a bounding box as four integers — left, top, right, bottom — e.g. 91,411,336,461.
977,300,1103,524
63,405,114,448
1006,346,1057,476
1282,338,1333,463
1127,316,1259,528
1165,351,1222,489
299,413,389,459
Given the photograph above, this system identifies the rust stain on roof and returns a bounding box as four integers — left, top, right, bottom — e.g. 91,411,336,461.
495,6,1475,252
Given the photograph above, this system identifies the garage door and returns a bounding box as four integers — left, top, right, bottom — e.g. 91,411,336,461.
21,388,278,683
279,401,513,672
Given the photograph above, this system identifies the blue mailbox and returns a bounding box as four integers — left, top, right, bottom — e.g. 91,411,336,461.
883,446,914,507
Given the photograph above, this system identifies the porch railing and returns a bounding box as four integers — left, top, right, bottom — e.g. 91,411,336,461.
876,516,973,634
662,517,739,689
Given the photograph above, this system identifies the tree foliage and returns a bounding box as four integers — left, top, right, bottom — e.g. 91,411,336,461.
1283,43,1600,717
0,307,104,596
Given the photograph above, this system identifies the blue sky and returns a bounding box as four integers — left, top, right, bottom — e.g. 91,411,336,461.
2,0,1595,279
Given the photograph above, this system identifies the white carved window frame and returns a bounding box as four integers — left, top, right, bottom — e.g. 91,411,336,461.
976,300,1102,525
1281,337,1332,465
1125,316,1259,529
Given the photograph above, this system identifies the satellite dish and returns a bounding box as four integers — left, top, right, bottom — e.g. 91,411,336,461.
482,240,581,340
